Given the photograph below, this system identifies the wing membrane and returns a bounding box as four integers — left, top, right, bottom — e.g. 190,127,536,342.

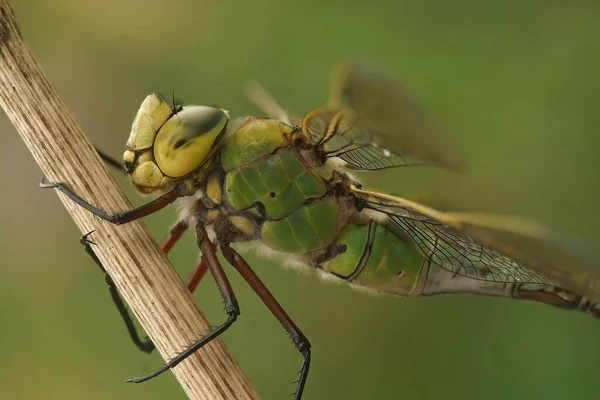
352,186,600,300
244,81,302,126
328,144,429,170
302,64,463,170
386,211,555,284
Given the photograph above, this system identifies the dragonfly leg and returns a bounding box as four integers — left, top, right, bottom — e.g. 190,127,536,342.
160,220,211,293
40,176,188,224
186,256,209,293
80,221,193,354
160,220,188,254
80,230,155,353
125,223,240,383
80,221,216,362
162,219,211,293
221,244,311,400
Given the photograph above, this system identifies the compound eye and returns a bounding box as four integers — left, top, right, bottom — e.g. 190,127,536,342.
153,106,228,177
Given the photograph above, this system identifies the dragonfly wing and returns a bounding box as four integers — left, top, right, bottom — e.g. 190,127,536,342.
302,64,463,170
351,185,600,301
244,81,302,126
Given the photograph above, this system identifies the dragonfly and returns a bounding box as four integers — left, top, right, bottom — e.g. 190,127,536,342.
41,64,600,399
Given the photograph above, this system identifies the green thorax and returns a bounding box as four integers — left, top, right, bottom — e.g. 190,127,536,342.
224,149,328,220
220,117,294,172
219,117,338,253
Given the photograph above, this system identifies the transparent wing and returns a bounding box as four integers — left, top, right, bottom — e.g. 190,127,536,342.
386,210,555,285
351,186,600,300
244,81,302,126
326,144,429,171
302,64,463,170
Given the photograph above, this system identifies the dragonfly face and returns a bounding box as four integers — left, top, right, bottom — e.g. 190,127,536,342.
122,94,229,194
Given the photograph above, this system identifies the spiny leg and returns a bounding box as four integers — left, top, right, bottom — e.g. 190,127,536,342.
125,223,240,383
40,177,188,225
221,244,311,400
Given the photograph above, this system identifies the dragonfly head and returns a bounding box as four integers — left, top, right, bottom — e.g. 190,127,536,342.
122,94,229,194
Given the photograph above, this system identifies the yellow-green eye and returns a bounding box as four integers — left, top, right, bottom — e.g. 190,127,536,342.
153,106,228,177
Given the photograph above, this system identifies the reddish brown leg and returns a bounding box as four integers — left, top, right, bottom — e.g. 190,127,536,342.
160,220,188,253
160,220,209,293
221,244,311,400
186,258,208,293
40,177,188,225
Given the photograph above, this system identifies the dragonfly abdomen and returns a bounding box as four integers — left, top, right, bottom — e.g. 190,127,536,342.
512,284,600,318
418,264,600,318
319,219,427,296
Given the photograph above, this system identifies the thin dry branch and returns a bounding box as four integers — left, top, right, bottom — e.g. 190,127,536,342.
0,2,259,399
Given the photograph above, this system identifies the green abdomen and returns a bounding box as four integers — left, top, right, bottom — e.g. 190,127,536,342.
320,221,426,296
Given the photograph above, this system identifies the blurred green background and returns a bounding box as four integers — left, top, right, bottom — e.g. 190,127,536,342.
2,1,600,399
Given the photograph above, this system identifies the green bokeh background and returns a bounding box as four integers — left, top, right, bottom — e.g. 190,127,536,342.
2,1,599,399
